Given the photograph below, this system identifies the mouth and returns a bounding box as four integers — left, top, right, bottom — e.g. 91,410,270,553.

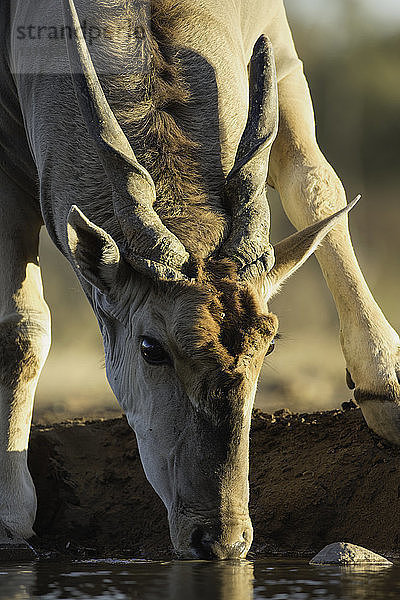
172,517,253,560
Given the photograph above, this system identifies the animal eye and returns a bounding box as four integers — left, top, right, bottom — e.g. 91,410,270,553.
140,336,171,366
266,338,276,356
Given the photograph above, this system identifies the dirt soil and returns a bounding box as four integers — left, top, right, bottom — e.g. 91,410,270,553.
29,405,400,560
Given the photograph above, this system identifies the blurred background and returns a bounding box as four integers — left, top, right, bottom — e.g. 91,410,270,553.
34,0,400,422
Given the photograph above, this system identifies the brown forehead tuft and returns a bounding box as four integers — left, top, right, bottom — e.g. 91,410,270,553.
159,258,277,372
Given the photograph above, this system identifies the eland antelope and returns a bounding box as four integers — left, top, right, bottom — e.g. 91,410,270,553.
0,0,398,559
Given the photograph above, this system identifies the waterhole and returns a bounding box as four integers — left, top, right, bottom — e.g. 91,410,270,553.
0,558,398,599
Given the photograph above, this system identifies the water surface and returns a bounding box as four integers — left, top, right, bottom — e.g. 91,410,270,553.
0,558,398,599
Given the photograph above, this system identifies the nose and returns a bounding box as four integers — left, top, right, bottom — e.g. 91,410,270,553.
190,524,252,560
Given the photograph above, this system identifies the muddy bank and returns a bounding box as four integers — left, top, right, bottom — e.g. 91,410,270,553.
28,406,400,559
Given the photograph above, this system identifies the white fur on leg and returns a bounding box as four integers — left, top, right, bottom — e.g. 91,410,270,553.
0,448,37,539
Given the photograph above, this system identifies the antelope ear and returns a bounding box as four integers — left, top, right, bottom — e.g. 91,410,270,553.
264,196,360,299
67,205,122,293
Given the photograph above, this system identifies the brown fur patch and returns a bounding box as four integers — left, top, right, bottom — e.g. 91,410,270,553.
161,258,278,387
0,322,42,387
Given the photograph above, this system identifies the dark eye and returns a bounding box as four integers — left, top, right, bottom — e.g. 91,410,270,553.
140,336,171,366
266,338,276,356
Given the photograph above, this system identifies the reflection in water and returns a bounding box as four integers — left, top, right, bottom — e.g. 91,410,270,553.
0,566,35,600
0,559,254,600
166,560,254,600
339,564,394,600
253,562,396,600
0,558,398,600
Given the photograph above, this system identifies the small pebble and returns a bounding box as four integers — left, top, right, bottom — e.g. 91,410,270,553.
310,542,392,565
274,408,292,418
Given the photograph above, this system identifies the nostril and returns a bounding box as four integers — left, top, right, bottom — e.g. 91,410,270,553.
190,527,215,560
190,526,203,549
190,526,251,560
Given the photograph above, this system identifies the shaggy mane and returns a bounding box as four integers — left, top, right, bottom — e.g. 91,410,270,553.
101,0,227,259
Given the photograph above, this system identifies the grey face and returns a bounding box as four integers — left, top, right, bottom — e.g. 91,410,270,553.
86,257,276,559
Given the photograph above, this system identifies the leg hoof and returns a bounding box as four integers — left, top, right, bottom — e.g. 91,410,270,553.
0,523,37,562
356,395,400,445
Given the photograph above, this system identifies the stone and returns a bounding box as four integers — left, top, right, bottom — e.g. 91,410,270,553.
310,542,392,565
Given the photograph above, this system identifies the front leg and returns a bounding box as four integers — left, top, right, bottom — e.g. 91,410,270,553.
0,178,51,556
269,67,400,444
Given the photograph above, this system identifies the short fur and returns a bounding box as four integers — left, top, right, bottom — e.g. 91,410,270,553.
0,322,41,387
162,258,277,375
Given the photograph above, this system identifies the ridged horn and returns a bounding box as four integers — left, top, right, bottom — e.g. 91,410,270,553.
61,0,190,281
221,35,278,280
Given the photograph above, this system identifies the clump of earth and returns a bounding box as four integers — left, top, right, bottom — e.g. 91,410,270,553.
29,404,400,559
